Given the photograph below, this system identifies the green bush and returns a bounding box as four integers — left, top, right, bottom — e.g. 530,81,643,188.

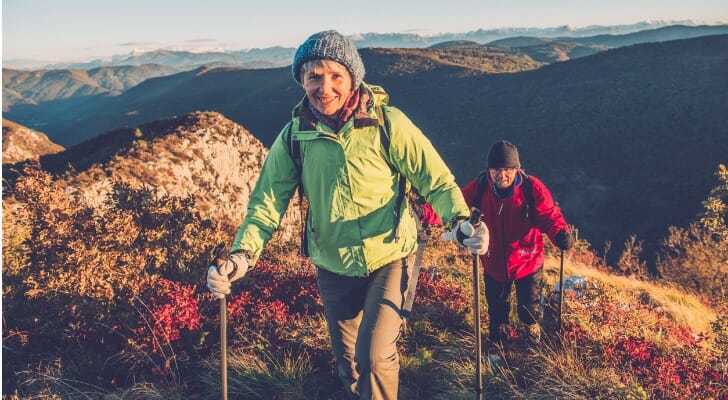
658,165,728,300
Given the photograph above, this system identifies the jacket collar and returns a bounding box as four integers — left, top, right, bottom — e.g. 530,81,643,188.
489,171,523,199
292,84,380,131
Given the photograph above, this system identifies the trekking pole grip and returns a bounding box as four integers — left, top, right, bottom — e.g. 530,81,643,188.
213,243,239,280
470,207,482,227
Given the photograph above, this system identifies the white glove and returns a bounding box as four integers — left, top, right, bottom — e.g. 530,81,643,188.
207,253,249,299
463,223,489,255
442,219,489,255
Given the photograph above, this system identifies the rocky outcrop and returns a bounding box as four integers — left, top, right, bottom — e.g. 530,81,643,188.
2,119,64,164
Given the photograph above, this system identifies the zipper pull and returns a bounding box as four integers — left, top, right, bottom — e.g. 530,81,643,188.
498,203,504,215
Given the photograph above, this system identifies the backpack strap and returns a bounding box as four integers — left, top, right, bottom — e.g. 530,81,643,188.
520,173,535,222
377,106,408,241
289,123,302,171
475,172,489,208
286,122,310,256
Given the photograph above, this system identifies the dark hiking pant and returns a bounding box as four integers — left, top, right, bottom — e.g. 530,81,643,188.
484,267,543,334
316,256,412,400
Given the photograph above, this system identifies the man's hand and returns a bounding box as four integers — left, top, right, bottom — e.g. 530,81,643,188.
443,219,490,255
462,222,489,254
554,229,574,251
207,253,249,299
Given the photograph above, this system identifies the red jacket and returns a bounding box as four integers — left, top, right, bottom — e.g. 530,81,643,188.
419,202,443,226
461,172,568,282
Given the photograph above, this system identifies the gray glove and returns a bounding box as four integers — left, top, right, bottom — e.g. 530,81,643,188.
207,253,249,299
462,222,489,255
442,219,490,255
460,221,490,255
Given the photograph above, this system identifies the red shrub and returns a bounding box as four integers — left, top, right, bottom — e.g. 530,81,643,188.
219,259,324,347
133,279,202,353
605,336,725,399
412,271,470,327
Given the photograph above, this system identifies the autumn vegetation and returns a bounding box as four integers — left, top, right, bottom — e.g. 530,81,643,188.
2,163,727,399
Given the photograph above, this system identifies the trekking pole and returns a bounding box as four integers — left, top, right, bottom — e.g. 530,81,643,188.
469,207,484,400
220,294,229,400
402,217,428,331
557,249,565,333
214,244,238,400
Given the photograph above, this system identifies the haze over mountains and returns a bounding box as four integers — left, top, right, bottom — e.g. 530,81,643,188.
2,65,183,112
5,21,725,71
3,23,727,265
5,25,726,145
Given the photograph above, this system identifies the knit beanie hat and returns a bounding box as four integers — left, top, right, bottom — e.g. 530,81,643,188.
487,140,521,169
292,30,365,88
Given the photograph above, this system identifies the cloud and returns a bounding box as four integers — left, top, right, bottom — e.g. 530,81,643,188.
184,38,218,44
118,41,158,47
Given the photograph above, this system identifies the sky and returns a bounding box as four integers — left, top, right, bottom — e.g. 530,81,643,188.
3,0,727,62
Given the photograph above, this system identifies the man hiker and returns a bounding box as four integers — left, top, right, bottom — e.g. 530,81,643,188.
460,140,574,344
206,30,488,400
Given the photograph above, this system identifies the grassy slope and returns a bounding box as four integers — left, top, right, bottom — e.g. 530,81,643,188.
200,237,725,399
544,253,716,334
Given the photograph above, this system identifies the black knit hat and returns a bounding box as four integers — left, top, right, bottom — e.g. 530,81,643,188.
487,140,521,169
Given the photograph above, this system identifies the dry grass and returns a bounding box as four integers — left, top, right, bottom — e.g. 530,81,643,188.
542,253,717,335
197,342,341,400
503,340,649,400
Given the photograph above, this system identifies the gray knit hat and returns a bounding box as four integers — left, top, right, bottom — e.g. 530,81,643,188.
292,30,365,88
487,140,521,169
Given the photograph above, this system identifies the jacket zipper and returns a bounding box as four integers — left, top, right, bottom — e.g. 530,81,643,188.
499,201,510,282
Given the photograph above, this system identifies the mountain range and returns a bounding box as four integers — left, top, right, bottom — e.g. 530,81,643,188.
2,64,183,112
5,22,726,71
3,26,727,264
5,25,727,146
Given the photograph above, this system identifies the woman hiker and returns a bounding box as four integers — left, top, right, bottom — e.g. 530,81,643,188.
206,30,488,399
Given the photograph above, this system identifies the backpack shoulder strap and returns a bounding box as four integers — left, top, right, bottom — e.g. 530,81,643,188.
475,172,489,208
377,106,409,241
284,121,309,256
287,122,302,172
369,84,390,107
520,172,535,222
376,106,393,166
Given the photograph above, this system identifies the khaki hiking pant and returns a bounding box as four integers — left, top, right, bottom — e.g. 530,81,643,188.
316,256,413,400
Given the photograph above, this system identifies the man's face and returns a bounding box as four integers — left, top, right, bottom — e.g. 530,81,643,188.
489,168,518,189
301,60,353,117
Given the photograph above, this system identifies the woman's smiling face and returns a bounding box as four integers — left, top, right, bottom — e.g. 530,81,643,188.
301,59,353,117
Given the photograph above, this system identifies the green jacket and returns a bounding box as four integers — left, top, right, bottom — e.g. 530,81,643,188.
232,83,469,276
